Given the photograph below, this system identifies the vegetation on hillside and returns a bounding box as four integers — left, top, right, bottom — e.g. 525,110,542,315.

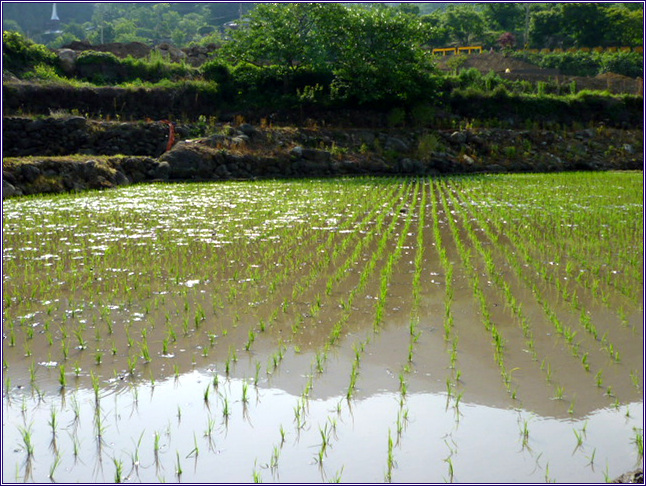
2,3,643,122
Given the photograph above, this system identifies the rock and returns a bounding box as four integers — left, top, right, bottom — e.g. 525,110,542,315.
623,144,635,154
56,48,77,75
238,124,258,137
461,154,475,165
64,116,87,129
398,158,425,174
230,135,250,147
486,164,507,173
385,137,409,153
3,180,22,198
290,146,331,163
450,131,468,144
153,43,186,63
153,161,170,180
611,469,643,483
159,143,209,179
18,163,41,183
114,171,131,186
354,131,376,146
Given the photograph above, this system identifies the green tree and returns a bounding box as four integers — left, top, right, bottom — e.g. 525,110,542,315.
224,3,345,71
442,5,485,46
561,3,611,47
420,12,452,47
528,7,565,48
604,5,643,46
482,3,523,32
330,5,433,104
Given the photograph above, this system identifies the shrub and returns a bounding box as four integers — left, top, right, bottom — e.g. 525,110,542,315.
201,59,232,85
417,132,442,160
2,30,59,74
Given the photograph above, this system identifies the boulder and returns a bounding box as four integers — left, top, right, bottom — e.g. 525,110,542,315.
3,180,23,199
153,43,187,63
18,163,41,183
238,124,259,138
160,143,213,179
63,116,87,130
56,48,77,75
290,146,331,163
385,137,409,153
449,131,468,144
152,161,170,180
398,158,426,174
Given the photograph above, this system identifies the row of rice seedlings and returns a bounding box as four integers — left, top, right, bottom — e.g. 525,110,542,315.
444,179,569,400
243,179,401,350
256,180,416,476
472,189,626,371
437,180,518,400
382,181,427,481
468,173,641,311
451,175,636,406
373,180,419,331
252,180,403,383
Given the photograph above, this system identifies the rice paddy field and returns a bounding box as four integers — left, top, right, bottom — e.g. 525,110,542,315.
2,172,643,483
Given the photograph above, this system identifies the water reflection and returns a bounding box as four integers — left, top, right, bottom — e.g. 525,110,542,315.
3,370,642,483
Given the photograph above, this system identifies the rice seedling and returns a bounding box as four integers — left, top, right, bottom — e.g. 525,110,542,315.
633,427,644,460
385,428,395,482
19,424,34,457
573,428,584,450
175,451,183,478
49,451,62,480
48,406,58,437
187,432,199,458
114,457,124,483
270,444,280,470
222,396,231,420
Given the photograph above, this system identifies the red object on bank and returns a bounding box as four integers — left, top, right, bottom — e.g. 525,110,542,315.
161,120,176,152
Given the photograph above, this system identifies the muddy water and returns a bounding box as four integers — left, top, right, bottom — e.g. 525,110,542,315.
2,175,643,483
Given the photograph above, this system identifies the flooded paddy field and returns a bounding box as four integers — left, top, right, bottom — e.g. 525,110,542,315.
2,173,643,483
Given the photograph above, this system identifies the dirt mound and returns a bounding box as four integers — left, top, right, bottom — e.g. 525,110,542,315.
436,52,559,75
62,40,151,59
596,72,637,82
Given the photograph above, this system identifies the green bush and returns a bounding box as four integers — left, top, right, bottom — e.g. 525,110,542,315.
2,30,59,74
513,50,643,78
75,50,196,85
201,59,232,85
600,51,643,78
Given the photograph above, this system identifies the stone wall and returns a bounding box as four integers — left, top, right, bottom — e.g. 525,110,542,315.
3,117,174,157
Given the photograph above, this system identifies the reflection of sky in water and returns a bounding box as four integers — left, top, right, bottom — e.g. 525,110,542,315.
3,372,642,484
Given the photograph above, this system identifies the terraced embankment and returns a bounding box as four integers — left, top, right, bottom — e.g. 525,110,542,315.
3,115,643,199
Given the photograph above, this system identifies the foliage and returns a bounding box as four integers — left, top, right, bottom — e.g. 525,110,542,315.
498,32,516,50
75,50,196,84
222,3,436,106
512,50,644,78
2,30,59,74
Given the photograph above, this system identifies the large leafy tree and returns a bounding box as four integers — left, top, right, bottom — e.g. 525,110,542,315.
561,3,606,47
222,3,434,104
482,3,524,32
330,5,433,103
442,5,485,46
223,3,345,71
